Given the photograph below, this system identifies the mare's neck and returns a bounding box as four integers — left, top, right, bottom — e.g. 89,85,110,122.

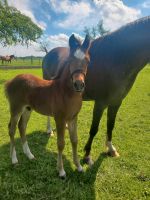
115,18,150,74
93,17,150,76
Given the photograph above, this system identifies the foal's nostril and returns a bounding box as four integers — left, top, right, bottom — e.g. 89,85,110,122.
81,82,85,89
74,82,78,89
73,81,85,91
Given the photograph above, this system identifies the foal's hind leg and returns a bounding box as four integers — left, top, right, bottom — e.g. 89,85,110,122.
18,108,35,160
55,118,66,178
68,117,83,172
47,116,54,136
9,114,20,164
106,104,121,157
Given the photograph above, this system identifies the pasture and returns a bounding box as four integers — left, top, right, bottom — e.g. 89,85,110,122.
0,66,149,200
0,57,42,67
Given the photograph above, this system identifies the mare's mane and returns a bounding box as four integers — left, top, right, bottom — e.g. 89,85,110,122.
92,16,150,47
49,60,68,80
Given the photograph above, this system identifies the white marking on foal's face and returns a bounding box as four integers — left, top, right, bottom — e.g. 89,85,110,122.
74,49,85,60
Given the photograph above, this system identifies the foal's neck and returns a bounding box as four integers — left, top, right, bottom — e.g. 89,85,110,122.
58,64,79,96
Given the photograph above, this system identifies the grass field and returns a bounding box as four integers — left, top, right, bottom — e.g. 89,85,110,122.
0,66,150,200
0,58,42,67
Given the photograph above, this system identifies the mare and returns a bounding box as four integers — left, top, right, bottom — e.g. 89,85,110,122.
0,55,15,64
42,16,150,165
5,35,91,178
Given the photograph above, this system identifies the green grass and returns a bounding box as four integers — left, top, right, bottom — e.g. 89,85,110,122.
0,66,150,200
0,58,42,67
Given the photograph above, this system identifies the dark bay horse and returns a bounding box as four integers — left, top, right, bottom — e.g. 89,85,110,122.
5,35,90,178
0,55,15,64
42,16,150,165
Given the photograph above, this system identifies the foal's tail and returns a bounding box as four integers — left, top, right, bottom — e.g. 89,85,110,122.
4,79,14,100
4,80,10,99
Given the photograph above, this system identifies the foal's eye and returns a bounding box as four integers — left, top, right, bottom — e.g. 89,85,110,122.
84,58,90,65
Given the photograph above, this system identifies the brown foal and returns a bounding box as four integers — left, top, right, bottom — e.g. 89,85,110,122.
5,34,91,178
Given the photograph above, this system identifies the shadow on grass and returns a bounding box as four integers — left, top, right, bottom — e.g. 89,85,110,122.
0,131,106,200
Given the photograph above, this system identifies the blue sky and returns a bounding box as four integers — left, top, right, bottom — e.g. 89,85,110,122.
1,0,150,56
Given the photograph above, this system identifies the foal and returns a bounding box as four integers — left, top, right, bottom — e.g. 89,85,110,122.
5,35,90,178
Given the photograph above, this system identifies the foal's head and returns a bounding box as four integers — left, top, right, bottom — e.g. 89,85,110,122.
68,34,91,92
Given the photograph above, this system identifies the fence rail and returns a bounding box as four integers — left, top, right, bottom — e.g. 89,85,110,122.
0,66,41,70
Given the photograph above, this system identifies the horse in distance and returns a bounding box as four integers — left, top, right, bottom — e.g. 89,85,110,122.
0,55,15,64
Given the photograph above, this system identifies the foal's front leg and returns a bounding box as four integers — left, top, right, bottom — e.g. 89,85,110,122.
55,118,66,178
68,117,83,172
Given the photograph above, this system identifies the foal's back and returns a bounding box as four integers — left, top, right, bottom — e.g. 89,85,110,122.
5,74,58,114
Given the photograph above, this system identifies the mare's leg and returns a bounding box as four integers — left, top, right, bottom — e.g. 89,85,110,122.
18,108,35,160
9,114,20,164
84,101,105,166
47,116,54,136
55,118,66,178
68,117,83,172
106,103,121,157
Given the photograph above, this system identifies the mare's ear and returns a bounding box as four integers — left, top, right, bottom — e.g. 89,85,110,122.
69,34,81,52
81,35,91,52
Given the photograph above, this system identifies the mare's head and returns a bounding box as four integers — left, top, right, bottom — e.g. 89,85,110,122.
68,34,91,92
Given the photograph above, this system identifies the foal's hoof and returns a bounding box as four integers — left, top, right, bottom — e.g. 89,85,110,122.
28,154,35,160
83,156,94,167
59,170,66,179
12,158,18,165
107,150,120,157
77,165,84,173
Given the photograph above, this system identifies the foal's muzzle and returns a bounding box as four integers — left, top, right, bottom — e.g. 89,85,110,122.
73,80,85,92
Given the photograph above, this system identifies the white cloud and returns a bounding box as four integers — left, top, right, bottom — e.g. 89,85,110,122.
50,0,94,30
8,0,47,30
142,1,150,8
51,0,141,32
0,43,45,57
0,33,85,57
47,33,84,47
94,0,141,31
47,33,69,47
38,21,47,30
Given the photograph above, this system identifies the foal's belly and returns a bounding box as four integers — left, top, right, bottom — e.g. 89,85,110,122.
29,96,82,120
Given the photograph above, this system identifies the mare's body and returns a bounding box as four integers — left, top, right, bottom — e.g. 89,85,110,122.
42,16,150,163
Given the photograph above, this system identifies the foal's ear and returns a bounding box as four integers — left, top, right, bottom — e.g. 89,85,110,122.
69,34,81,51
81,35,91,52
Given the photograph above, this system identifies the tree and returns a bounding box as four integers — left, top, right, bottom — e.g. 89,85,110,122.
0,0,42,46
84,20,109,39
97,20,109,36
38,40,49,54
